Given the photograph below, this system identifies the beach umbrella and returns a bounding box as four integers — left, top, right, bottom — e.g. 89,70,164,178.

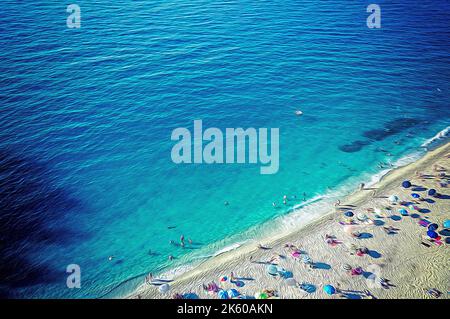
285,278,297,287
342,264,352,271
343,225,355,235
443,220,450,228
267,265,278,276
427,230,438,239
301,254,312,264
389,195,399,203
323,285,336,295
218,290,229,299
291,251,301,258
428,223,439,231
411,193,420,199
344,211,354,217
402,180,412,188
159,283,170,294
220,276,228,282
357,213,368,221
351,267,363,276
398,208,408,216
428,189,437,196
227,289,240,298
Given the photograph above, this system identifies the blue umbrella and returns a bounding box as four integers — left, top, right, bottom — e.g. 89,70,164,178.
411,193,420,199
267,265,278,276
444,220,450,228
428,189,437,196
428,223,438,231
300,283,316,293
398,208,408,216
344,211,354,217
323,285,336,295
427,230,438,239
218,290,229,299
227,289,240,298
402,180,411,188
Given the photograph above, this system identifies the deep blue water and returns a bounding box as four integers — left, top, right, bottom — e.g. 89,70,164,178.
0,1,449,298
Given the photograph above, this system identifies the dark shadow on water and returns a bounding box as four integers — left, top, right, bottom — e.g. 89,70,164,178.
338,140,370,153
0,149,83,293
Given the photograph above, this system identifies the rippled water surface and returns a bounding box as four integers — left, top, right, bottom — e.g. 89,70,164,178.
0,1,449,298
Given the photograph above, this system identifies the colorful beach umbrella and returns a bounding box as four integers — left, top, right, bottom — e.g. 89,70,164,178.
428,223,439,231
301,254,312,264
357,213,368,221
323,285,336,295
343,225,355,235
398,208,408,216
427,230,438,239
443,220,450,228
220,276,228,282
299,283,316,293
285,278,297,287
255,292,268,299
411,193,420,199
344,211,354,217
267,265,278,276
389,195,399,203
227,289,240,298
402,180,411,188
428,189,437,196
218,290,229,299
159,283,170,294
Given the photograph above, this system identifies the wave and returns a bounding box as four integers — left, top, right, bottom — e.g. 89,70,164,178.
421,126,450,150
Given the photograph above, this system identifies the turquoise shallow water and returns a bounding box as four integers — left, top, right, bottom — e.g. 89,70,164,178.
0,1,449,298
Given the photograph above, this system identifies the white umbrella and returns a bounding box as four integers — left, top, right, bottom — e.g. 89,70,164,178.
159,283,170,294
388,195,398,203
285,278,297,287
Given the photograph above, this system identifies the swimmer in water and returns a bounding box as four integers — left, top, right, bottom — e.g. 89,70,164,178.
272,202,277,208
180,235,185,244
108,256,115,261
169,255,174,261
188,238,193,245
224,201,229,206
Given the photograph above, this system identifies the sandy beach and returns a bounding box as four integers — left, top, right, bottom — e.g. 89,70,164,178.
131,142,450,299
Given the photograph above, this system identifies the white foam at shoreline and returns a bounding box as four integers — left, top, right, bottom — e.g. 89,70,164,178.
121,127,450,298
421,126,450,149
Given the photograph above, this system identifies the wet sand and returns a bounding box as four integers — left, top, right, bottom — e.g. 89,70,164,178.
131,142,450,299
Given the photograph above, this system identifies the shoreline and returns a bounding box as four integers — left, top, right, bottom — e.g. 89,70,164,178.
129,141,450,299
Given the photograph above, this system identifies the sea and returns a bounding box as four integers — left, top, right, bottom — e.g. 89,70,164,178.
0,0,449,298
